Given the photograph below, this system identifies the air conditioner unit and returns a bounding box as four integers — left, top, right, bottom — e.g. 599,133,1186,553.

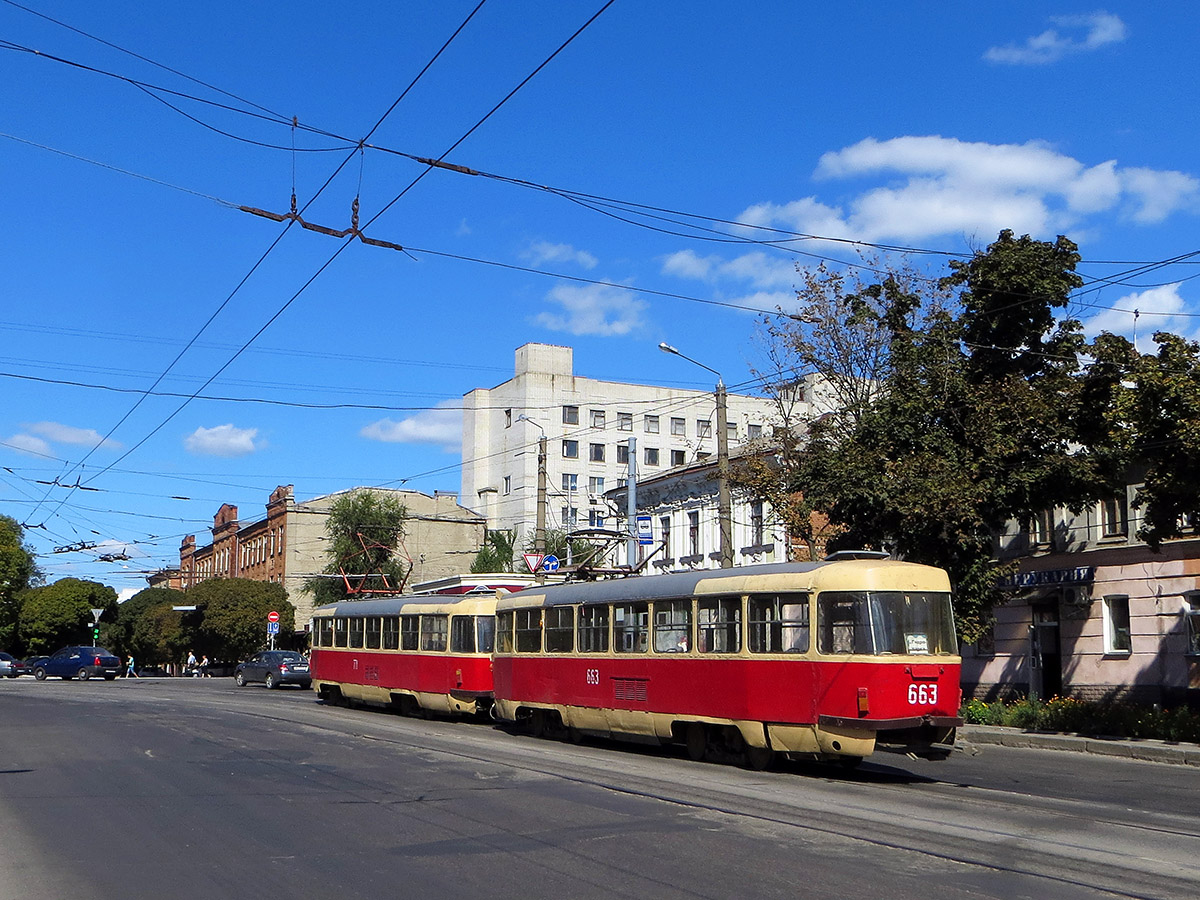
1063,585,1093,606
588,493,604,505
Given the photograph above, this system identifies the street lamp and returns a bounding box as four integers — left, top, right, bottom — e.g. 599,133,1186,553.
659,342,733,569
516,414,547,557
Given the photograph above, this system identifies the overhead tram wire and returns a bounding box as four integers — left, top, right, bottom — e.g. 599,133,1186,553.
25,1,493,532
40,0,612,531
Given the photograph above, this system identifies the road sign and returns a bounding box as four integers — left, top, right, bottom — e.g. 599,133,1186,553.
636,515,653,545
542,554,560,572
267,622,279,634
523,553,544,574
267,610,280,623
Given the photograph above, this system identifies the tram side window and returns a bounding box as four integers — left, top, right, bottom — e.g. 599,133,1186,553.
420,614,448,652
400,615,419,651
515,608,543,653
365,617,382,650
334,617,348,648
748,597,780,652
545,607,575,652
496,611,514,653
578,605,609,652
382,616,399,650
614,602,649,653
450,616,476,653
349,617,365,649
654,599,692,652
817,592,873,654
477,615,496,653
316,618,334,648
781,595,810,652
698,597,741,653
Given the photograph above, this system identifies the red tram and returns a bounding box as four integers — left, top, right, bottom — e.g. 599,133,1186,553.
491,555,962,767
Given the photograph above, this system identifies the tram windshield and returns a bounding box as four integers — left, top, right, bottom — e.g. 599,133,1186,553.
817,591,957,656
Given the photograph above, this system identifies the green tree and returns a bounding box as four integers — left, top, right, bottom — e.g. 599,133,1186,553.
131,602,188,668
307,490,409,605
189,578,293,662
18,578,118,654
0,514,40,653
471,528,517,573
114,587,188,663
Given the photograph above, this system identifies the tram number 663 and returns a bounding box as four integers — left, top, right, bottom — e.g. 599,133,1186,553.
585,668,600,685
907,683,938,705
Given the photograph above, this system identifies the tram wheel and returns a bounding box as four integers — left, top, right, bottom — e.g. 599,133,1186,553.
744,745,774,771
838,756,863,771
685,723,708,762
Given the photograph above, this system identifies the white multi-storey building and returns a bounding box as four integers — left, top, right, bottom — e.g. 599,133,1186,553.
462,343,793,546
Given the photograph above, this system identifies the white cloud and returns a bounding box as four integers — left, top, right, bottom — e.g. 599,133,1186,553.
184,424,262,457
721,290,796,315
23,421,121,449
2,433,53,457
1083,283,1198,350
534,282,647,336
523,240,598,270
360,402,462,452
1120,168,1200,224
662,249,718,280
984,12,1127,65
717,252,796,289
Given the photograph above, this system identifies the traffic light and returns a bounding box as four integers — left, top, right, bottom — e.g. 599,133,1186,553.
92,625,100,643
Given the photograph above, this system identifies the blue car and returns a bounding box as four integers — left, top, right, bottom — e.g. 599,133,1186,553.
33,646,121,681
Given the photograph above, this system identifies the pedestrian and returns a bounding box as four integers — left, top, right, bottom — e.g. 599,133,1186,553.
199,655,211,677
186,649,197,676
126,655,138,678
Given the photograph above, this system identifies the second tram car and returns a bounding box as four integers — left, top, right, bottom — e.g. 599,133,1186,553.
491,556,962,767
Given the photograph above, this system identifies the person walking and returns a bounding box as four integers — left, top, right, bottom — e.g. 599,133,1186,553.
126,655,138,678
199,655,211,677
186,649,197,676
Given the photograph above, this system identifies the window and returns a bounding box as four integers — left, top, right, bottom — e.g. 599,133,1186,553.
750,500,764,546
815,591,956,656
588,509,605,528
589,476,605,495
644,447,659,466
589,443,605,462
670,449,686,467
1187,594,1200,655
1103,595,1132,654
687,511,700,556
617,412,633,431
727,422,738,441
477,616,496,653
697,419,712,439
749,595,809,653
515,608,542,652
382,617,399,651
400,615,419,651
614,602,649,653
495,611,514,653
1029,509,1053,546
644,415,659,434
562,440,579,459
349,617,364,649
316,618,334,647
365,617,382,650
545,607,574,652
1101,495,1128,538
660,516,671,557
616,443,629,464
503,475,511,495
817,593,871,654
562,405,579,425
561,506,578,527
671,417,686,436
590,409,606,428
562,473,578,494
699,597,741,653
654,599,692,652
748,423,763,440
420,614,448,652
505,408,512,427
451,616,476,653
578,605,609,652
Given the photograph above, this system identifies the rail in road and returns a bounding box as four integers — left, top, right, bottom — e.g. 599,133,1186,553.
2,678,1198,900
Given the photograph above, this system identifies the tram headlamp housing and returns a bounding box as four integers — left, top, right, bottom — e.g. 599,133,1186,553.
857,687,869,716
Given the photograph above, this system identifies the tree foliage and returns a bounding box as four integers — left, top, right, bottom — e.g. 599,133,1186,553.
0,515,39,653
471,529,517,573
307,490,409,605
189,578,293,662
115,587,189,665
18,578,118,654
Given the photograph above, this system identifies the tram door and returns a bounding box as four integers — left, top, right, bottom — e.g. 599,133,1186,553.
1029,601,1062,699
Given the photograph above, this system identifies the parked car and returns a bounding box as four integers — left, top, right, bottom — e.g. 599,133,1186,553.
32,646,121,681
24,656,48,673
233,650,311,689
0,652,28,678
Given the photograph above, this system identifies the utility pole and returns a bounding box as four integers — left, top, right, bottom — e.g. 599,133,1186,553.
536,432,547,557
626,437,637,567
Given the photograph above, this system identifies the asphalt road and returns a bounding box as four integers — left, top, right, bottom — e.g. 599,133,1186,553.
2,677,1198,900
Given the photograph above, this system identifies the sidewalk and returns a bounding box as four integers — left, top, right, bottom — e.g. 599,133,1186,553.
960,724,1200,767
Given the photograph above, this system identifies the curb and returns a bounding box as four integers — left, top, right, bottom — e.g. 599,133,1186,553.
960,724,1200,767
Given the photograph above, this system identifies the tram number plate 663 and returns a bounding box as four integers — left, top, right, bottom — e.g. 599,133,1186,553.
907,683,938,705
585,668,600,685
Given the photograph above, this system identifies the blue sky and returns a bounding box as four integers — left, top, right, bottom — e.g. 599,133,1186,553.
2,2,1197,597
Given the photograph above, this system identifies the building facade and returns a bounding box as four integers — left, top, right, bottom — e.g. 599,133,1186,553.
176,485,486,630
461,343,802,546
963,484,1200,708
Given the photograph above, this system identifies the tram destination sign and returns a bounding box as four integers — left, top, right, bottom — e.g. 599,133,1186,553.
998,566,1095,589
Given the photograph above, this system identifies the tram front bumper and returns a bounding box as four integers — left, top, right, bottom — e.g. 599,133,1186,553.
818,714,962,760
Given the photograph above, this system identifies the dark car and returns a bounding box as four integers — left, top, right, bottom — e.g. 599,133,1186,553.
33,646,121,681
0,652,28,678
24,656,48,673
234,651,311,689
